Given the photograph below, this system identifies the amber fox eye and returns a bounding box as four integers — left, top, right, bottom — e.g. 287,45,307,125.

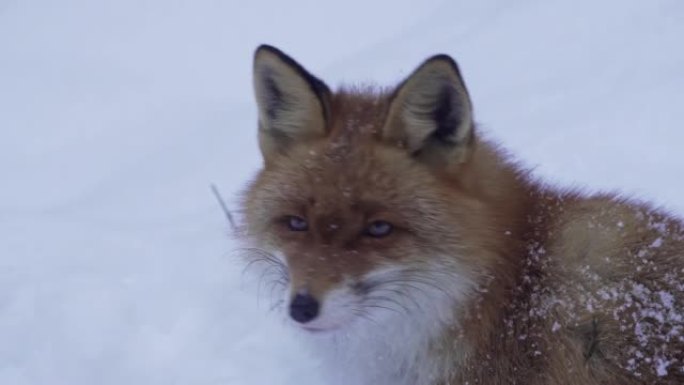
365,220,393,238
286,216,308,231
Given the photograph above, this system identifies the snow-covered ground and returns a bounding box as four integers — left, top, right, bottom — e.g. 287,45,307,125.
1,1,682,384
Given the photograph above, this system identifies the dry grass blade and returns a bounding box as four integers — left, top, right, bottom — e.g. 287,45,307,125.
210,183,237,232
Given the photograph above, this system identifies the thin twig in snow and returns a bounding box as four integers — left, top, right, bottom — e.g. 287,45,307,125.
210,183,237,233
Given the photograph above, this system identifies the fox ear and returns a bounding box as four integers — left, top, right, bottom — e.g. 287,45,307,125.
383,54,474,168
253,45,331,162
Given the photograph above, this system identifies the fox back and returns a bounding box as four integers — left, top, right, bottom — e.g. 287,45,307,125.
239,45,684,385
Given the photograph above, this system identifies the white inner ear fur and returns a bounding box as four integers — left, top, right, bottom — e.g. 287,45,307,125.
384,60,473,159
253,50,327,159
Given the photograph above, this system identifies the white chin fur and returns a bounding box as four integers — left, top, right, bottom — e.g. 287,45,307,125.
292,262,475,385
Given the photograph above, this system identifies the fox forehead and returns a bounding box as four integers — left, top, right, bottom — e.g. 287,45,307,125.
258,138,424,215
254,89,438,205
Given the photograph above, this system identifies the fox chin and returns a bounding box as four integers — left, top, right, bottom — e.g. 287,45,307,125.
237,44,684,385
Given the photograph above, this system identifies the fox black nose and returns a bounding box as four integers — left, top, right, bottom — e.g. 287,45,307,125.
289,293,320,323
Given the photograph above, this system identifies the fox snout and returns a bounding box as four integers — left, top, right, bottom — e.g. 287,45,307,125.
284,263,359,329
284,282,362,332
289,291,320,323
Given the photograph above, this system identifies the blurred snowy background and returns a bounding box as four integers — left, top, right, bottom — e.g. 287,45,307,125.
1,0,682,384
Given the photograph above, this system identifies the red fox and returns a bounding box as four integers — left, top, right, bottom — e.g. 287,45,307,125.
239,45,684,385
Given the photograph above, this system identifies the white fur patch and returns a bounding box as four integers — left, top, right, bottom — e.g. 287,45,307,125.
290,261,476,385
238,240,478,384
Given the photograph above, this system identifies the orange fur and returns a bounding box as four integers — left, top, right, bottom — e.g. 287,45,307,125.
240,45,684,385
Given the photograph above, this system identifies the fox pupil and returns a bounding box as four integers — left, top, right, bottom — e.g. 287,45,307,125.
366,220,393,238
287,216,308,231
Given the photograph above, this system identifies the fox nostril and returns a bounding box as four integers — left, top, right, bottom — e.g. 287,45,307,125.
289,293,320,323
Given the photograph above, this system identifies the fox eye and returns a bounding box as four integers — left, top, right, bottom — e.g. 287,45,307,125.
286,216,308,231
365,220,393,238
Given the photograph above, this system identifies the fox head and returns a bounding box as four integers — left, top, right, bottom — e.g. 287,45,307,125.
241,45,512,333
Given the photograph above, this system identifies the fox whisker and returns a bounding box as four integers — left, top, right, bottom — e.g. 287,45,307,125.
236,247,289,306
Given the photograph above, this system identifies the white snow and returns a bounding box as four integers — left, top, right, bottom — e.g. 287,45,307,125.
1,0,683,384
651,237,664,248
656,357,671,377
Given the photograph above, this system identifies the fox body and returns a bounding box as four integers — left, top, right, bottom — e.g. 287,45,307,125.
239,45,684,385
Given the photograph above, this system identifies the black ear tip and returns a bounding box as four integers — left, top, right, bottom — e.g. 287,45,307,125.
253,45,305,74
252,45,331,99
255,44,281,56
422,53,461,73
254,44,286,63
